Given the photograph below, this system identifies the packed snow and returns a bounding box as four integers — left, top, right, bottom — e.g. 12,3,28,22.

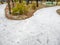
0,4,60,45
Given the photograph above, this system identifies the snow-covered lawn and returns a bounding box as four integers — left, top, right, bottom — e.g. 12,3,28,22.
0,4,60,45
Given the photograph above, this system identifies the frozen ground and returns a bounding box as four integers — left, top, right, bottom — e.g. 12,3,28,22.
0,4,60,45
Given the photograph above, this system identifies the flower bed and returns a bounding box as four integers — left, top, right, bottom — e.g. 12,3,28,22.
5,7,35,20
5,3,36,20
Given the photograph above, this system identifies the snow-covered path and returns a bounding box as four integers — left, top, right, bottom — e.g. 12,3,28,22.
0,4,60,45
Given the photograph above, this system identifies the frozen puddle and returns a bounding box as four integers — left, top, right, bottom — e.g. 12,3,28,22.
0,4,60,45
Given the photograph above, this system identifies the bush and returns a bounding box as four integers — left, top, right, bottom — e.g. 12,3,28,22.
31,3,36,10
12,3,29,15
14,0,19,2
12,7,19,15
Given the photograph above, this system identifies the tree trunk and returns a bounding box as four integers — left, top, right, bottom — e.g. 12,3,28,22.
11,0,14,7
36,0,38,7
19,0,21,3
7,0,11,14
31,0,32,4
26,0,29,5
56,0,58,5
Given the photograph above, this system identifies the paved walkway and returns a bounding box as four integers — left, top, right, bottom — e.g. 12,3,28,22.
0,4,60,45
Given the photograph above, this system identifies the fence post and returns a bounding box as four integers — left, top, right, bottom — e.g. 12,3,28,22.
36,0,38,7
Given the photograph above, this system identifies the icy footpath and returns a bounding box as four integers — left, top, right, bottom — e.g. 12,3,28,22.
0,4,60,45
